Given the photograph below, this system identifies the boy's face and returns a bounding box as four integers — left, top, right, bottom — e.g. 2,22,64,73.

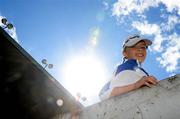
123,41,147,63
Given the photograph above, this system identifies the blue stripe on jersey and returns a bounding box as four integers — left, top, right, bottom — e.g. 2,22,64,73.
139,67,149,76
115,59,138,76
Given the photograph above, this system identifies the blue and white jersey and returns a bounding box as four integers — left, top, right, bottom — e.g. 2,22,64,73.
99,59,149,101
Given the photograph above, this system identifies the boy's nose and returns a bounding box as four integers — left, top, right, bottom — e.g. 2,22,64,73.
138,48,143,51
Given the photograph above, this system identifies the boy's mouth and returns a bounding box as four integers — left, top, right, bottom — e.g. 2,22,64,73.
137,53,144,57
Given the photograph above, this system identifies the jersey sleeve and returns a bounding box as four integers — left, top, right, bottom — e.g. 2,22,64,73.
110,70,143,88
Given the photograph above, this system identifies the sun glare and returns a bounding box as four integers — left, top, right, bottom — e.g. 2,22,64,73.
62,54,107,102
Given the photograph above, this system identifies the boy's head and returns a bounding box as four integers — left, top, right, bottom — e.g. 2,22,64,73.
122,34,152,63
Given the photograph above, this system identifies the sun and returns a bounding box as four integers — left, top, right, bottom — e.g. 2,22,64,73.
62,54,107,101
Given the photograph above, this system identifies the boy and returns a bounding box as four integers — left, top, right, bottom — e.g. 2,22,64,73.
99,34,158,101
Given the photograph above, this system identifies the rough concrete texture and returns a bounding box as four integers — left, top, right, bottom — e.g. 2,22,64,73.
77,74,180,119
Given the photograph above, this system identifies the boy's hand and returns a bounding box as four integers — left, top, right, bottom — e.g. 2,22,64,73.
135,76,158,89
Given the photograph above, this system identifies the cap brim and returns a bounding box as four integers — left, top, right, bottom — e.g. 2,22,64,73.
125,38,152,47
141,39,152,46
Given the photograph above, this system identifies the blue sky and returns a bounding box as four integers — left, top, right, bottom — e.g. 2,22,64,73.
1,0,180,107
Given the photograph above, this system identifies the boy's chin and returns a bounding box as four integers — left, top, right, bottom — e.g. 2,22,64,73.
136,58,145,63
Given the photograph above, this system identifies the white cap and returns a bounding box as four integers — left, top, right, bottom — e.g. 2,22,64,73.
122,34,152,50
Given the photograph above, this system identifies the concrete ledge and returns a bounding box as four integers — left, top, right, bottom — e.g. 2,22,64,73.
78,74,180,119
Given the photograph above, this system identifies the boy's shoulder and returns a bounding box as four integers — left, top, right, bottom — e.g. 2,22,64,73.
115,59,138,76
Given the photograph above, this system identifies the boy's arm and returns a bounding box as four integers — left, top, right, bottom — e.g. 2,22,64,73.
110,83,137,97
110,76,158,97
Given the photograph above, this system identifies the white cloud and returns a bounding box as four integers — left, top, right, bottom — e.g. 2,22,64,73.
112,0,158,17
132,21,161,35
112,0,180,17
0,15,19,43
159,0,180,15
152,34,165,52
157,34,180,72
112,0,135,16
161,15,180,31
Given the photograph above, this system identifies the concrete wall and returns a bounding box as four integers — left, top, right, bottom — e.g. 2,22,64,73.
53,74,180,119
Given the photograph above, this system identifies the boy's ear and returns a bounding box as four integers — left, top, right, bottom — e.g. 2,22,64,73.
123,51,127,58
